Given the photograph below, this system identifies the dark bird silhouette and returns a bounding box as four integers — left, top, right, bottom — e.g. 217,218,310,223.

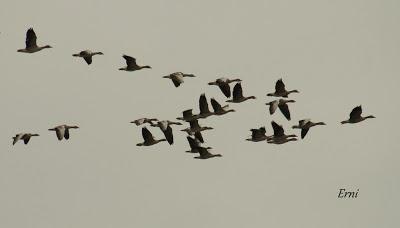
194,147,222,159
136,127,166,146
12,133,39,145
73,50,103,65
267,121,297,144
163,72,195,87
226,82,256,103
208,77,242,98
18,28,52,53
266,99,295,120
292,119,326,139
341,106,375,124
48,125,79,140
267,79,299,97
210,98,235,116
198,93,214,119
246,127,271,142
119,55,151,71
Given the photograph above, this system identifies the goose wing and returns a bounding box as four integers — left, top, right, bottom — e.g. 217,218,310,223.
278,102,291,120
12,134,23,145
142,127,154,143
218,82,231,98
349,106,362,120
162,125,174,145
299,119,310,127
55,127,65,140
232,82,243,100
64,128,70,140
83,56,93,65
197,147,212,157
123,55,137,68
187,136,200,149
199,94,210,114
210,98,223,112
183,109,194,118
189,119,200,129
194,131,204,143
275,79,286,94
269,100,279,114
301,128,310,139
271,121,285,137
22,135,31,144
25,28,37,49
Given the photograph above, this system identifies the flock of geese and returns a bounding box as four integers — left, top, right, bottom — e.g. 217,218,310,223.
11,28,376,159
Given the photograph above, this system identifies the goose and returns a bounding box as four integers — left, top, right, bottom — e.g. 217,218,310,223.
246,127,271,142
181,119,213,135
119,55,151,71
198,93,214,119
208,77,242,98
186,136,212,153
12,133,39,145
267,121,297,144
210,98,235,116
226,82,256,103
177,109,200,122
73,50,103,65
48,125,79,140
194,147,222,159
163,72,195,87
341,106,375,124
150,120,182,145
136,127,166,146
130,118,158,126
18,28,52,53
268,137,298,144
266,99,295,120
267,79,299,97
292,119,326,139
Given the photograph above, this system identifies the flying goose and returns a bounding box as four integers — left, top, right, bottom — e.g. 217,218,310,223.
12,133,39,145
181,119,213,135
194,147,222,159
210,98,235,116
226,82,256,103
177,109,200,122
208,77,242,98
73,50,103,65
119,55,151,71
198,93,214,119
150,120,182,145
246,127,271,142
341,106,375,124
267,121,297,144
268,137,298,144
48,125,79,140
292,119,326,139
136,127,166,146
163,72,195,87
266,99,295,120
18,28,52,53
267,79,299,97
186,136,212,153
130,118,158,126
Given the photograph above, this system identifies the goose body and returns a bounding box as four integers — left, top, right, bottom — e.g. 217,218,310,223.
12,133,39,145
208,77,242,98
181,119,213,135
226,82,256,103
150,120,182,145
267,79,299,98
130,118,158,126
48,125,79,140
186,136,212,153
119,55,151,71
136,127,166,146
266,99,295,121
163,72,195,87
194,147,222,159
18,28,52,53
341,106,375,124
73,50,103,65
292,119,326,139
210,98,235,116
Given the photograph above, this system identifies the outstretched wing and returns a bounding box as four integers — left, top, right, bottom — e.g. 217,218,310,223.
349,106,362,120
187,136,200,149
301,128,310,139
275,79,286,94
199,94,210,114
83,56,92,65
123,55,137,68
25,28,37,49
232,82,243,99
269,100,278,114
271,121,284,137
218,82,231,98
163,125,174,145
210,98,223,112
23,135,31,144
64,129,70,140
194,131,204,143
142,127,154,143
278,103,291,120
55,127,65,140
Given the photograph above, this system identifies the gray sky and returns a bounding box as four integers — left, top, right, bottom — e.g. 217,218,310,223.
0,0,399,227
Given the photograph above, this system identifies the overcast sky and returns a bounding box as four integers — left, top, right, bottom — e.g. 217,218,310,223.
0,0,399,227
